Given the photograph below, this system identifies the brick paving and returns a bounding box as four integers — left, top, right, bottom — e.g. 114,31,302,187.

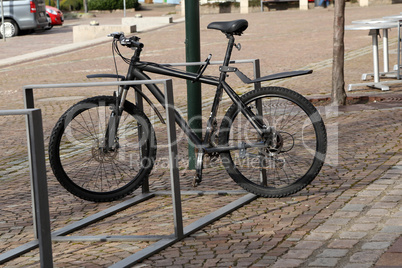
0,3,402,268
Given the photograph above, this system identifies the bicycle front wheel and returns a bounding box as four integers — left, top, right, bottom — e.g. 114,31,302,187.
49,96,156,202
219,87,327,197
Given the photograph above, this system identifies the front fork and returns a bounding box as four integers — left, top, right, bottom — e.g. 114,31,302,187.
103,86,128,151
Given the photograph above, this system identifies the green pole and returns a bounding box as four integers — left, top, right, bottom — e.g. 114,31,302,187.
184,0,202,169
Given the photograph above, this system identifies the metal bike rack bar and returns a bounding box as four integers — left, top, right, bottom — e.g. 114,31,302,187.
0,109,53,267
16,70,260,266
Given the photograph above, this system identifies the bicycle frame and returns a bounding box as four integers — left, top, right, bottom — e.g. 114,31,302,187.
121,35,268,154
90,32,312,155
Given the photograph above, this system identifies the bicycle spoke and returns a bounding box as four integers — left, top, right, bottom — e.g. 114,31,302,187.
220,87,326,197
51,96,155,199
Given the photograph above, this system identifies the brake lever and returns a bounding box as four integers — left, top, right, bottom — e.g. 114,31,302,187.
108,32,123,38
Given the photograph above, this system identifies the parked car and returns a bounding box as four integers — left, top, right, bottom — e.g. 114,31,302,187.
45,5,63,29
0,0,48,38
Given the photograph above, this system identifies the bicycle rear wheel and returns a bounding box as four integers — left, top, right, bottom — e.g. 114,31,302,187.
219,87,327,197
49,95,156,202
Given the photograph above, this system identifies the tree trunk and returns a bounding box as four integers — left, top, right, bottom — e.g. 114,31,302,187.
332,0,347,105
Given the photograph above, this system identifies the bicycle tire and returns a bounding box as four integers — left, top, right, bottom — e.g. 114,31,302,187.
219,86,327,197
49,95,156,202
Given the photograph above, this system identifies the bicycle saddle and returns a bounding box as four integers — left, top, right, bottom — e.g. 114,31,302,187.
207,19,248,35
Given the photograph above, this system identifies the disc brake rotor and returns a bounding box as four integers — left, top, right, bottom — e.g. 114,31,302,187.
91,140,118,163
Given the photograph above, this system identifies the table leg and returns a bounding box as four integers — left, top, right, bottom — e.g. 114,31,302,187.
370,29,380,83
383,29,389,73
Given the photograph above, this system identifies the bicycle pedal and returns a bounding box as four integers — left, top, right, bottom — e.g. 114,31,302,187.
192,175,202,187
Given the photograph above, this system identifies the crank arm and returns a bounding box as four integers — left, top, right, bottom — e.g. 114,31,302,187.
203,141,266,154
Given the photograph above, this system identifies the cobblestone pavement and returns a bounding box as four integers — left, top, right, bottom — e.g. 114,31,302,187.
0,3,402,268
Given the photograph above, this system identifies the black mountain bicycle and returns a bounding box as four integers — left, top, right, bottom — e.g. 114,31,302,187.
48,19,327,202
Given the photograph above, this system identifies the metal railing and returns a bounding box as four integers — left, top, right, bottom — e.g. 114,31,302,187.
0,108,53,267
1,59,262,266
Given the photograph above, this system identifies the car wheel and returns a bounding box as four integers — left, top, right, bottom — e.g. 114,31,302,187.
0,19,19,38
45,14,53,30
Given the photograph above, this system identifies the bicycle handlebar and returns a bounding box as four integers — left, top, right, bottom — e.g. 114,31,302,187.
109,32,144,49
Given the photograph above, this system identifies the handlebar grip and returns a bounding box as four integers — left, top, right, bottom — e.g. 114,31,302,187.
122,39,144,48
109,32,143,48
130,40,144,48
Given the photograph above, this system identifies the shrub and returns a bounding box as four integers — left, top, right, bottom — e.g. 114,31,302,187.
88,0,140,11
48,0,83,11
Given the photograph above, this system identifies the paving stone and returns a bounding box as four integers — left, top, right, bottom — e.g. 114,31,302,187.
325,218,351,226
361,242,392,250
339,232,368,240
349,250,383,263
371,233,400,242
284,249,315,259
381,226,402,234
317,249,348,258
294,241,324,250
328,239,359,249
388,190,402,196
372,202,398,209
305,232,334,241
385,218,402,226
271,258,305,268
309,257,340,267
379,196,401,203
343,264,372,268
314,225,342,233
366,209,390,216
331,211,361,219
357,190,383,197
341,204,366,212
349,224,377,232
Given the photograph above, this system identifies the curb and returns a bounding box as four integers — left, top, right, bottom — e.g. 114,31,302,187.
0,37,110,69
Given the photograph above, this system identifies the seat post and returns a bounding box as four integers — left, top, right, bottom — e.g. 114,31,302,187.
218,34,235,83
223,34,235,67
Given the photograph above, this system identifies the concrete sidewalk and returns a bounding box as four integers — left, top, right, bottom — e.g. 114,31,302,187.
0,4,183,68
0,3,401,267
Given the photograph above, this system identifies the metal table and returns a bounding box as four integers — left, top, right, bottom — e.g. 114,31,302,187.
345,22,399,91
383,15,402,79
351,19,394,80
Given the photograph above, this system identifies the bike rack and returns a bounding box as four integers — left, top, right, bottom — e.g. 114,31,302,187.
1,58,262,266
0,108,53,267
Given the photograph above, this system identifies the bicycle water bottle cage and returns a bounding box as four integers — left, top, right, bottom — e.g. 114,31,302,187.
193,54,212,83
207,19,248,36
